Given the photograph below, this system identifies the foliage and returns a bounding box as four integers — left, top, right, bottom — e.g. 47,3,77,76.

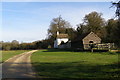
66,28,77,40
48,16,72,38
79,11,106,39
1,39,49,50
83,12,105,32
105,19,118,42
112,1,120,19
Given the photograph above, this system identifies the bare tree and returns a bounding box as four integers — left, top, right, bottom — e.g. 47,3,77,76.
112,1,120,20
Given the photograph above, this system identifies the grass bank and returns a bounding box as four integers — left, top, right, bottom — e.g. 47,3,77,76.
31,49,119,79
1,50,29,62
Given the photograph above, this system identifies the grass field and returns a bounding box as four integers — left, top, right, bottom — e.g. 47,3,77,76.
31,49,119,79
1,50,29,62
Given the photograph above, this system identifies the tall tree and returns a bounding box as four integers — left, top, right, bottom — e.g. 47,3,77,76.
105,19,118,42
76,24,84,35
83,11,106,39
11,40,19,50
12,40,19,44
112,1,120,47
66,28,77,41
48,16,71,38
48,16,72,47
76,23,87,40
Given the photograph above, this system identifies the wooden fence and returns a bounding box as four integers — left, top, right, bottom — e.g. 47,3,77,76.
83,43,115,50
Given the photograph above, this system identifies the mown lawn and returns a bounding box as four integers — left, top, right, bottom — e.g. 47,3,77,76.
31,49,119,79
1,50,29,62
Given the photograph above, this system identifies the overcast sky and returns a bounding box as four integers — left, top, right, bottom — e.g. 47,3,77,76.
1,1,118,43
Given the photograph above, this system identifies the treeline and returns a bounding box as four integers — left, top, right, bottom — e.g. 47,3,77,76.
0,40,50,50
47,11,120,48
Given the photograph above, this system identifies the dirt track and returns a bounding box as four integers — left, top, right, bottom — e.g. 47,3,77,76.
2,50,38,79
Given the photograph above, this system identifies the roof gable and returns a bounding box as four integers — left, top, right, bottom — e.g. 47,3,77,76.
83,32,101,40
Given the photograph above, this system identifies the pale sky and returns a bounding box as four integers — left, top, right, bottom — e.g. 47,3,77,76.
1,0,118,2
1,1,117,43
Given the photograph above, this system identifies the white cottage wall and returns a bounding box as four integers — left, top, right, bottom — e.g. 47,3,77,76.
57,38,69,45
54,38,69,48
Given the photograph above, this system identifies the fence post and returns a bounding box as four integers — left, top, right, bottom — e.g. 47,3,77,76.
108,43,111,51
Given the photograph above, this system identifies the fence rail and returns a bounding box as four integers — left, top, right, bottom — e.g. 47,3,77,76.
83,43,115,50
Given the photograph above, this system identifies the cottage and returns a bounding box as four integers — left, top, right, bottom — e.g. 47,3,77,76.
54,31,114,50
54,32,70,48
82,32,101,49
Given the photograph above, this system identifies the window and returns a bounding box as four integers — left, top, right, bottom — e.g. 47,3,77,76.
89,41,94,43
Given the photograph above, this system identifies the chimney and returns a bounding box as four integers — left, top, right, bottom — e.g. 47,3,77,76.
57,31,59,35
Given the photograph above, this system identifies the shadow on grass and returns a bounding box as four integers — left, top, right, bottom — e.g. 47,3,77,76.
43,49,119,55
43,48,116,53
43,49,71,52
32,61,119,79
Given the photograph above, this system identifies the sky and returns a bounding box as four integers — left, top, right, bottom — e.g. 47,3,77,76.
1,1,118,43
1,0,119,2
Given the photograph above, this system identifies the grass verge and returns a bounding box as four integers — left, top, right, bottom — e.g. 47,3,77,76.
31,49,119,79
2,50,29,62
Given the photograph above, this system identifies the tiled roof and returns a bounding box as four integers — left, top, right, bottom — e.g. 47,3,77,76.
57,34,69,38
83,32,101,40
